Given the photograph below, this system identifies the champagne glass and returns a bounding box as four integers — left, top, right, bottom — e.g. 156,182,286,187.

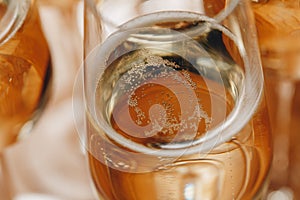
79,0,272,199
253,0,300,199
0,0,52,198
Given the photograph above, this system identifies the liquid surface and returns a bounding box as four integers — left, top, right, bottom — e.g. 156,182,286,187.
108,50,233,147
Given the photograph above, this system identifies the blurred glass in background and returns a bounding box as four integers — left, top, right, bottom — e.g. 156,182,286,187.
253,0,300,199
1,0,95,199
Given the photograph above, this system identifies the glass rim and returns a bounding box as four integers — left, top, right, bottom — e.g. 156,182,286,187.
80,11,264,157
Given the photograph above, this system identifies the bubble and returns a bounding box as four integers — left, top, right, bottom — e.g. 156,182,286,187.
110,49,212,145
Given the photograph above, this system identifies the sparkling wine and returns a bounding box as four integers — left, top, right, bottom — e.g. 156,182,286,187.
253,1,300,198
0,2,51,149
86,11,272,200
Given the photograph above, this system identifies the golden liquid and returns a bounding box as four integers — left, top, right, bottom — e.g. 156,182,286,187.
253,1,300,198
87,70,272,200
84,10,272,199
0,2,51,149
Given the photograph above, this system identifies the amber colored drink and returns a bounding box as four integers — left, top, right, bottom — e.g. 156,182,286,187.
85,11,272,200
253,1,300,198
0,2,51,150
88,72,271,200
